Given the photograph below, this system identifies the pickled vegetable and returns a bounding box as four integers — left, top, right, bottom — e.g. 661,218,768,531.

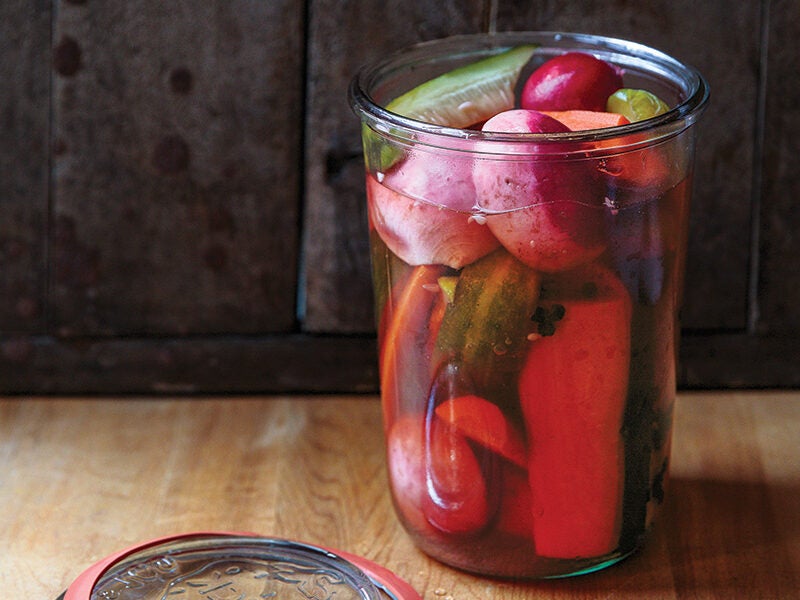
607,88,670,122
474,109,607,272
521,52,623,112
433,248,541,402
519,263,632,559
366,157,499,269
379,264,447,425
434,394,527,468
387,45,536,128
541,109,630,130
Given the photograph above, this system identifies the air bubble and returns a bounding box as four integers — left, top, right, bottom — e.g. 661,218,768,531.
492,343,508,356
604,196,620,215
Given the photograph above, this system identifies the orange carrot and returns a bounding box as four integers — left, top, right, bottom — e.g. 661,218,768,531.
541,109,630,130
434,394,527,469
519,262,632,559
379,264,446,427
542,109,669,189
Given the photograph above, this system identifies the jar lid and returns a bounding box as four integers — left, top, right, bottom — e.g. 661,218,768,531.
58,532,420,600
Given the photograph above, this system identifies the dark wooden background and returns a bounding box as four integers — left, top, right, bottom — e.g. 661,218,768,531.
1,0,798,394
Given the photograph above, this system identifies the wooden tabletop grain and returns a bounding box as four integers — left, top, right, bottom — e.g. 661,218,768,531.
2,391,798,599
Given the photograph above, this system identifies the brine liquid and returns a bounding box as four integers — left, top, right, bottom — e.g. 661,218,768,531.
369,173,690,578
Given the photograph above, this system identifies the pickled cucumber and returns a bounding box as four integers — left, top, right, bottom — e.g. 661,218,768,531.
367,45,536,171
434,249,541,404
388,45,537,128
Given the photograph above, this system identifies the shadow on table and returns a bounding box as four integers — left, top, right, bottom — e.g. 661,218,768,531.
491,476,800,598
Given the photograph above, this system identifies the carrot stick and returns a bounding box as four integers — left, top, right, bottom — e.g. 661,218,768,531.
435,394,527,468
541,109,670,189
541,109,630,130
519,263,632,558
496,464,534,539
379,264,446,427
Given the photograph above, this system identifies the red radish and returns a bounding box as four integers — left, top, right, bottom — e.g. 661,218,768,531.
480,107,569,135
519,263,632,559
521,52,623,112
434,394,527,468
386,414,491,536
386,416,434,534
473,109,606,272
366,153,499,269
424,415,491,534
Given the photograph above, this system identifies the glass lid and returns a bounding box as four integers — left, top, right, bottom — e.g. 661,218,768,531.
59,532,420,600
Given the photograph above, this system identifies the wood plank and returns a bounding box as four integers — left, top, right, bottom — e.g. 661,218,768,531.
3,393,799,598
50,0,303,335
302,0,486,333
494,0,760,331
757,0,800,332
661,392,800,597
0,2,50,333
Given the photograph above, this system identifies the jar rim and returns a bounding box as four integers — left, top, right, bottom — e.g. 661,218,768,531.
349,31,709,152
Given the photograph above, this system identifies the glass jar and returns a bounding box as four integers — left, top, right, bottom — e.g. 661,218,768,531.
350,31,708,578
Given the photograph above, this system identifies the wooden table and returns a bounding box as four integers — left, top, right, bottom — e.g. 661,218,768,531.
2,391,798,598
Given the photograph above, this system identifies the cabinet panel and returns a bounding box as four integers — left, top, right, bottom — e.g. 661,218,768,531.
50,0,304,335
0,1,51,334
758,0,800,334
